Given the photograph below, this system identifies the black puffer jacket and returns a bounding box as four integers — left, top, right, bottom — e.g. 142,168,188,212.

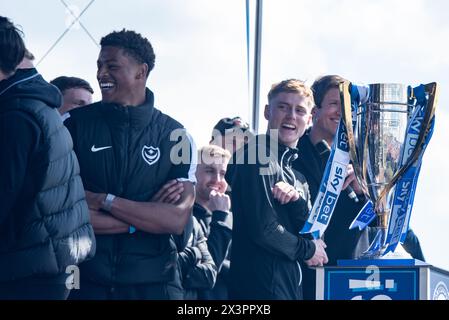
64,89,196,285
178,216,217,300
0,68,96,281
193,203,232,300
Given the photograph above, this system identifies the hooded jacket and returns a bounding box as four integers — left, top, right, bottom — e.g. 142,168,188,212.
0,68,95,281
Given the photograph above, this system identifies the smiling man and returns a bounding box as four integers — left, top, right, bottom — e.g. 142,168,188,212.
64,29,196,300
226,79,328,300
193,145,232,299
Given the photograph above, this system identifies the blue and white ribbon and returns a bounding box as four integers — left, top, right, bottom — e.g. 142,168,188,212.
300,84,369,239
383,85,435,254
349,84,379,232
349,200,376,230
399,165,421,243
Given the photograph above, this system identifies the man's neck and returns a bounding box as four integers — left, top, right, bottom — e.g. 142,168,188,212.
124,92,146,107
196,198,210,211
0,70,12,82
309,127,333,147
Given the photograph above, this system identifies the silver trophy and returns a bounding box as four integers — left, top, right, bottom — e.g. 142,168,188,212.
340,82,438,258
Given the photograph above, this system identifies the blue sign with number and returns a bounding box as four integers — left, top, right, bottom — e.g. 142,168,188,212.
324,266,419,300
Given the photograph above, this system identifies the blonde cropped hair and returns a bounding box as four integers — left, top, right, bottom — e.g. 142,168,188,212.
267,78,315,108
198,145,231,165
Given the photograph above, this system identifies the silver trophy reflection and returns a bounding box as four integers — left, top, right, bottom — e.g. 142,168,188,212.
340,82,438,258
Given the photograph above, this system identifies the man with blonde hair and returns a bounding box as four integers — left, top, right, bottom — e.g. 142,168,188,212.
226,79,328,300
192,145,233,299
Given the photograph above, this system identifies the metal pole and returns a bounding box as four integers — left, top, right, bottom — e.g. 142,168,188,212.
252,0,263,133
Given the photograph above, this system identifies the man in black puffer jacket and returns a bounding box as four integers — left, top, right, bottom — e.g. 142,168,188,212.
65,29,196,300
0,16,95,300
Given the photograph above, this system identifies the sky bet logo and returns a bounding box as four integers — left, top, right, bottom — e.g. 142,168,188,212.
337,121,349,152
317,191,338,224
317,162,345,224
337,131,349,152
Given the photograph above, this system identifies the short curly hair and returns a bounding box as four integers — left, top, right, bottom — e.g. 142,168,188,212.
100,29,155,77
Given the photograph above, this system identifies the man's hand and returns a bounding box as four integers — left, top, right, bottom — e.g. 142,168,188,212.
342,164,366,195
151,179,184,204
305,239,328,267
272,181,300,205
208,190,231,212
85,190,106,211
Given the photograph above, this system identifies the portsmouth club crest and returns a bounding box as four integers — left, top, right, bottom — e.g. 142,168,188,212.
433,281,449,300
142,145,160,166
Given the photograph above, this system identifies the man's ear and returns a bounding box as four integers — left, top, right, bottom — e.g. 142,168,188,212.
264,104,270,121
311,106,318,124
136,63,149,80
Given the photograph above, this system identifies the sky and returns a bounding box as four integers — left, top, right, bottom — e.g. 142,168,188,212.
1,0,448,270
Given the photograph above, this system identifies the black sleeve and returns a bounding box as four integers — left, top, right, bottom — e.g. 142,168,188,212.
234,161,316,261
178,246,202,276
402,228,425,261
183,219,218,290
172,213,194,252
207,210,232,271
284,189,312,235
0,111,40,224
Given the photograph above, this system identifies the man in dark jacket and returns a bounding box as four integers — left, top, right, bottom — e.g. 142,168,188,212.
293,74,426,299
0,16,95,300
194,145,233,299
227,79,328,300
176,216,217,300
154,145,233,299
65,29,196,299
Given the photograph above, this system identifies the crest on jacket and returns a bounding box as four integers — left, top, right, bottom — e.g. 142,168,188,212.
142,145,160,166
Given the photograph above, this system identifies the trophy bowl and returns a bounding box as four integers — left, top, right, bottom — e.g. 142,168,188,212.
359,84,410,258
340,81,438,259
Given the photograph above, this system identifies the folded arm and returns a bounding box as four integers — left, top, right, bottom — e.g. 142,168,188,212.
88,209,130,234
85,181,195,235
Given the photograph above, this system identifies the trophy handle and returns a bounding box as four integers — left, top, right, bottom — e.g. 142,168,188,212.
339,81,369,198
375,82,439,212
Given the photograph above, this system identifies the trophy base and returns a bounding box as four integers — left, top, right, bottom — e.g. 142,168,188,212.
337,257,427,267
357,227,413,260
358,244,413,260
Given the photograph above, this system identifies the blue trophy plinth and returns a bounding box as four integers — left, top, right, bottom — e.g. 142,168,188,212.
315,259,449,300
